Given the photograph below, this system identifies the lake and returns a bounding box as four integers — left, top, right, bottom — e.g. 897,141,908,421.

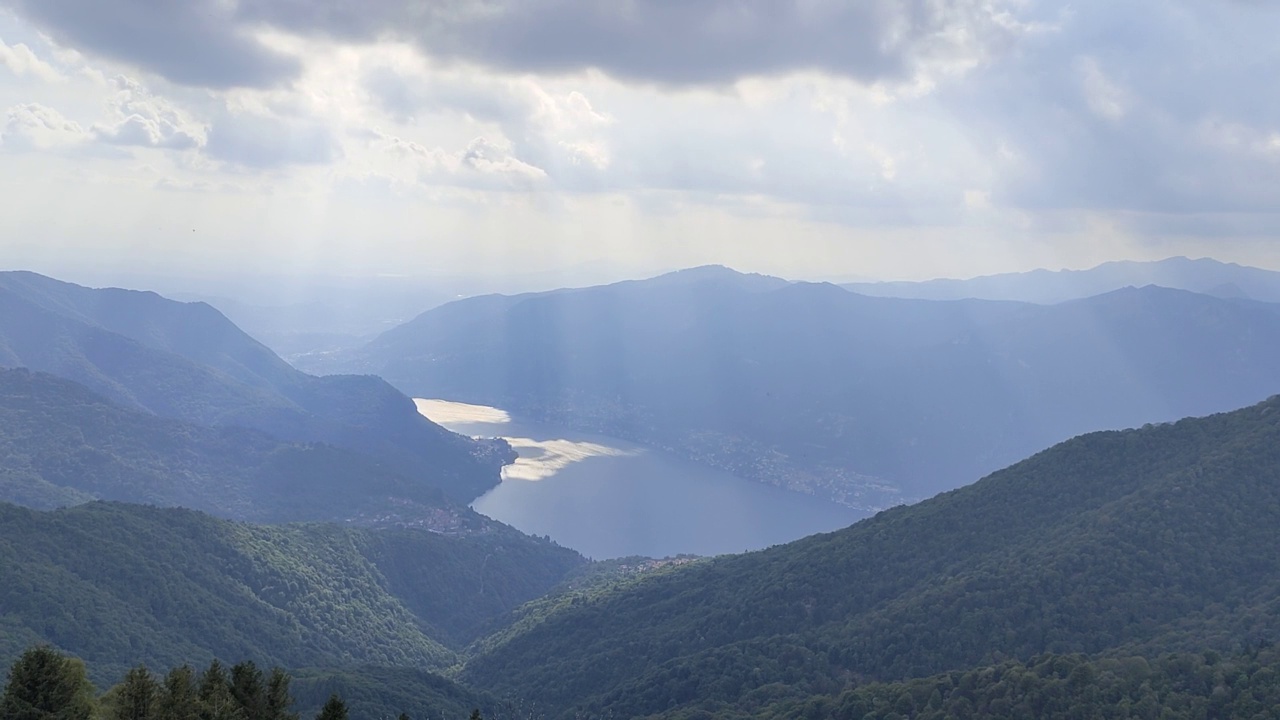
416,399,866,559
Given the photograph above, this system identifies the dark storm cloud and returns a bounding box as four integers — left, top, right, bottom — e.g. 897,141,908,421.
239,0,1013,85
4,0,1018,88
2,0,299,87
240,0,983,83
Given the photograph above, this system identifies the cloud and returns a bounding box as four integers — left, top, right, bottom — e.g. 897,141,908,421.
0,102,85,150
379,131,547,190
1,0,300,88
205,110,340,167
242,0,1026,88
3,0,1027,89
90,76,206,150
1076,57,1127,121
364,66,614,178
0,37,63,81
952,0,1280,222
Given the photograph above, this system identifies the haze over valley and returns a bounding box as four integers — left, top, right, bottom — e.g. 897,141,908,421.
3,0,1280,717
5,260,1280,718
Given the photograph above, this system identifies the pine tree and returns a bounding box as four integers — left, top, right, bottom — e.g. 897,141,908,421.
198,660,243,720
155,666,201,720
0,645,96,720
314,694,347,720
229,662,264,720
111,666,159,720
263,668,298,720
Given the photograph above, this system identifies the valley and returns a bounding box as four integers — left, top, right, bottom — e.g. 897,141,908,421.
417,398,865,559
3,263,1280,719
4,2,1275,715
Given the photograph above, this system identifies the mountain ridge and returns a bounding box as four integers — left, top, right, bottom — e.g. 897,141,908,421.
330,266,1280,506
0,271,509,503
841,256,1280,304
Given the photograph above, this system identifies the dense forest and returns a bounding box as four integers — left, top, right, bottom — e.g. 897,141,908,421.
0,501,582,685
15,643,1280,720
0,645,495,720
681,646,1280,719
0,367,474,525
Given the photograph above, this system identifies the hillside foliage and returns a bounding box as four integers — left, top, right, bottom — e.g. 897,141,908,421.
461,395,1280,717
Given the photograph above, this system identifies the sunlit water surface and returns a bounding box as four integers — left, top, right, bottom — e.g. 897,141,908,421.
416,399,865,559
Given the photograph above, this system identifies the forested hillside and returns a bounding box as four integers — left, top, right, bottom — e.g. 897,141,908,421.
0,272,509,502
460,393,1280,717
1,645,494,720
0,368,476,527
720,648,1280,720
335,266,1280,507
0,502,583,685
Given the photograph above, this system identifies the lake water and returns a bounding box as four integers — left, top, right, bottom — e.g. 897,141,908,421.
416,399,866,559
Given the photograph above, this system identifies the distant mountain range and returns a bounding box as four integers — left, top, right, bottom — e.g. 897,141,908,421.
326,264,1280,506
459,392,1280,718
7,263,1280,718
0,271,509,503
842,256,1280,303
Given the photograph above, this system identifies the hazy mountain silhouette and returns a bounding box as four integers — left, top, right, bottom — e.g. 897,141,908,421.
0,271,509,502
342,266,1280,506
842,256,1280,303
0,367,498,528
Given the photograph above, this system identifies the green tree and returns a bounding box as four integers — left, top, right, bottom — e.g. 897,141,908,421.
155,666,201,720
229,662,264,720
263,668,298,720
314,694,347,720
198,661,243,720
0,645,96,720
111,666,158,720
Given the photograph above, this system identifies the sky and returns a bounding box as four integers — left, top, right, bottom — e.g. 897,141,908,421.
1,0,1278,285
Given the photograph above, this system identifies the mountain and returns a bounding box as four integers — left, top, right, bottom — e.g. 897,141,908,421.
842,256,1280,304
458,393,1280,718
0,501,583,686
333,267,1280,506
0,367,488,530
742,649,1280,720
0,271,510,502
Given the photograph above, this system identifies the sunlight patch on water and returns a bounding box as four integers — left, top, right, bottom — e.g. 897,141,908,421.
414,398,511,424
503,437,639,481
416,398,639,482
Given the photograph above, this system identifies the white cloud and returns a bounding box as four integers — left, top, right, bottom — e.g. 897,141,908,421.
1077,56,1128,121
0,102,84,149
1,0,1279,282
90,76,206,149
0,36,62,81
380,130,548,190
